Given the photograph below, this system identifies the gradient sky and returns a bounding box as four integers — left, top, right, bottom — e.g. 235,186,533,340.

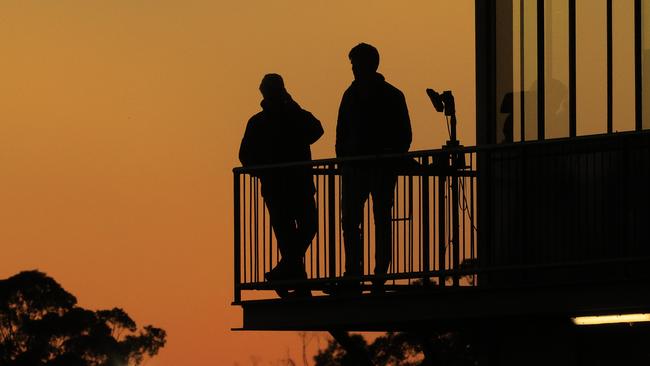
1,1,475,365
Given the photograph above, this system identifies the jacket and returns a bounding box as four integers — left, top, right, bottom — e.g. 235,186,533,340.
336,73,412,157
239,96,323,196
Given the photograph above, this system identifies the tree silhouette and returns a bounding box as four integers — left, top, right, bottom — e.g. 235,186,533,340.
314,333,367,366
0,270,166,366
314,331,476,366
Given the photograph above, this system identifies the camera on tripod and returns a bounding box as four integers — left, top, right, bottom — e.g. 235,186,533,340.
426,89,456,117
425,88,463,164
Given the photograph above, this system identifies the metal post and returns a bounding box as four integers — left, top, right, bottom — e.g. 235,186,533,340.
569,0,577,137
438,171,447,287
452,168,460,287
328,166,337,278
450,115,458,144
422,157,431,275
233,172,242,303
537,0,546,140
521,0,527,141
607,0,613,134
635,0,643,130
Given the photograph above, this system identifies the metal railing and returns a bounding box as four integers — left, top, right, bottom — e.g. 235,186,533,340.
233,147,478,302
233,131,650,302
477,131,650,286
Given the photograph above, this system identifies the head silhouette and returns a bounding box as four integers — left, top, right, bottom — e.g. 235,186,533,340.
349,43,380,81
259,73,288,101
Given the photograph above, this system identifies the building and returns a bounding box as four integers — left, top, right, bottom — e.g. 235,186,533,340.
233,1,650,364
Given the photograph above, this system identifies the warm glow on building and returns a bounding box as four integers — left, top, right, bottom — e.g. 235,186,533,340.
572,313,650,326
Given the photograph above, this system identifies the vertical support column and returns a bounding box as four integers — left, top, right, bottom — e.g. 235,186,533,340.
233,172,242,303
476,149,492,287
607,0,613,134
537,0,546,140
421,157,430,275
438,169,447,287
636,0,643,130
476,0,496,145
520,0,527,141
328,166,337,278
495,0,514,143
569,0,577,137
451,168,461,287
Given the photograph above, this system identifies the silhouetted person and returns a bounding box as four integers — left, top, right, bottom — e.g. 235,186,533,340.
239,73,323,297
336,43,412,292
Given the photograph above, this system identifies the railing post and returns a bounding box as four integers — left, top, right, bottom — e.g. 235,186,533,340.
438,168,447,287
635,0,643,131
328,164,337,278
421,157,430,275
452,165,461,286
233,171,242,303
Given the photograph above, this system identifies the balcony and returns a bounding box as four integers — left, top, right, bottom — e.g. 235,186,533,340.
232,131,650,331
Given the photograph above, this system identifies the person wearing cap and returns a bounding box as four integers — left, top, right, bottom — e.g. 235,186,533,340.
336,43,412,293
239,73,323,297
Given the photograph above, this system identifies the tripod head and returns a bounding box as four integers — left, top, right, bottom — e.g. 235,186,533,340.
426,88,459,146
426,89,456,117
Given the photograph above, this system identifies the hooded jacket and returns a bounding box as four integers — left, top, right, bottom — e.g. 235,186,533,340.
239,95,323,195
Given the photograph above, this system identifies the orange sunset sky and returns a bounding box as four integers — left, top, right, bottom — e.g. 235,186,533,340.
1,1,475,365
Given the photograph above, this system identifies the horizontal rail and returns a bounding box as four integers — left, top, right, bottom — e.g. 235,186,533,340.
238,255,650,292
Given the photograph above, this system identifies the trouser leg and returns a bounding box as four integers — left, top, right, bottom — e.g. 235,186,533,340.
341,166,369,276
282,192,316,296
371,174,397,277
265,188,316,276
291,193,318,265
264,192,295,266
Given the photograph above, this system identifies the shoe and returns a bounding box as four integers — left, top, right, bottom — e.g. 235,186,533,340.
325,275,362,296
370,282,385,295
289,288,312,298
274,288,291,298
265,261,290,281
266,261,310,298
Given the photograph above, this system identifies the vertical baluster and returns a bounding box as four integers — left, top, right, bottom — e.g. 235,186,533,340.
438,167,447,287
234,172,242,303
422,156,430,277
329,165,337,278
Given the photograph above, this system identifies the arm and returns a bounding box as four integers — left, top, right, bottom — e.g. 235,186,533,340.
335,91,351,157
239,117,258,167
301,110,324,145
394,91,412,153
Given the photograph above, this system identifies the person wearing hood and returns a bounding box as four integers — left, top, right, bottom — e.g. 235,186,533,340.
336,43,412,293
239,73,323,297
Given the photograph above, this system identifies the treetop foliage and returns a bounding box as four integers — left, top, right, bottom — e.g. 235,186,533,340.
314,331,476,366
0,270,166,366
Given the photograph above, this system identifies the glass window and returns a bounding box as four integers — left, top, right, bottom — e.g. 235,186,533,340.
545,0,569,139
613,0,636,133
492,0,648,143
576,0,607,136
643,0,650,129
510,0,539,143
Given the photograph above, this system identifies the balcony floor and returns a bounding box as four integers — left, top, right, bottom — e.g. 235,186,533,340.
235,279,650,331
